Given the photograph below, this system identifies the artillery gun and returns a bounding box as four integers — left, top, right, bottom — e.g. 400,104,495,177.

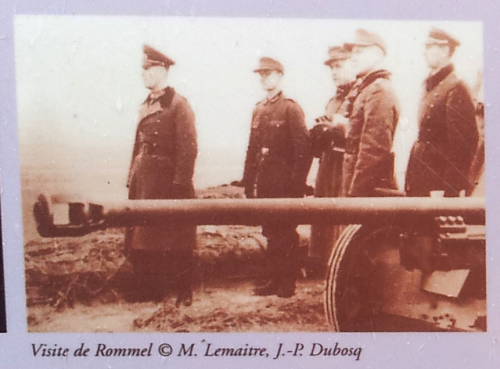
33,194,486,332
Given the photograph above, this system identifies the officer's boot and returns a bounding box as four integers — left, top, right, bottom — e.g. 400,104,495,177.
276,234,299,298
253,238,280,296
174,250,194,307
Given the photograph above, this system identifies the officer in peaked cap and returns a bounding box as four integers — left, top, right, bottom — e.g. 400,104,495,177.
405,28,479,196
309,45,356,273
239,56,311,298
336,29,399,198
125,45,198,306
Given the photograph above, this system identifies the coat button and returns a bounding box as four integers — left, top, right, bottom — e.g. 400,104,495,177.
154,131,159,135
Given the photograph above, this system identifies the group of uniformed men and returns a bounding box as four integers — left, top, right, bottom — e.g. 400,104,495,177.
125,27,482,305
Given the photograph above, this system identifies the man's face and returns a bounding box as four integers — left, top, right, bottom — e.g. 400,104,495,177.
424,43,450,69
258,70,283,91
330,59,354,86
349,45,382,75
142,65,168,90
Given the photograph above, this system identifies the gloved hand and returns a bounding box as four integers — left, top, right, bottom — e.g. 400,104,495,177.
230,180,245,187
310,123,334,158
304,185,315,196
244,185,256,199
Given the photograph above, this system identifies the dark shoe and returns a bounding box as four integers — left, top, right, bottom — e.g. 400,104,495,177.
276,285,295,298
253,280,279,296
175,289,193,307
276,278,296,298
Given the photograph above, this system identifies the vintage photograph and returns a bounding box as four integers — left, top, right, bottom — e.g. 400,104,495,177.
16,15,485,332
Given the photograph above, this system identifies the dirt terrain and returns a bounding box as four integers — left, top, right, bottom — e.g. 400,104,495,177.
25,185,330,332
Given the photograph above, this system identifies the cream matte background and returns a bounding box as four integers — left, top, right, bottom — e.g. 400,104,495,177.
15,16,482,200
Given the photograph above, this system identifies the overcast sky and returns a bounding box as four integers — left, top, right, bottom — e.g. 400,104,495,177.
15,15,483,199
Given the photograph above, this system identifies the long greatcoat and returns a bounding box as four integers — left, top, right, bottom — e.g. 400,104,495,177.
126,87,197,251
405,64,479,196
310,84,352,262
341,69,400,197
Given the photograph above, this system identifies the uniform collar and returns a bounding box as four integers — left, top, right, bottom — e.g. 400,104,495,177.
265,90,283,105
426,64,454,91
355,68,391,82
145,86,173,104
337,82,354,99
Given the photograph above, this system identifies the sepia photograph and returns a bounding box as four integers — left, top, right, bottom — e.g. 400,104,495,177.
15,15,485,333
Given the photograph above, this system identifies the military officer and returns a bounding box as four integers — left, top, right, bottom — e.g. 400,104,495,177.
309,45,355,271
126,45,198,306
405,28,479,197
340,29,400,197
241,57,311,297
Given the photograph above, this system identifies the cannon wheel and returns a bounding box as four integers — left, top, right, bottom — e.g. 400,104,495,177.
324,224,441,332
324,223,487,332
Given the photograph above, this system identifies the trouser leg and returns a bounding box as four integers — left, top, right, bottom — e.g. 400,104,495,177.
173,248,194,307
255,224,298,297
276,226,299,297
254,226,281,295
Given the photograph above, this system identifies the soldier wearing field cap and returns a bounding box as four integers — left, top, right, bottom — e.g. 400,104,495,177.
405,28,479,196
126,45,198,306
240,57,311,297
339,29,400,197
309,45,356,271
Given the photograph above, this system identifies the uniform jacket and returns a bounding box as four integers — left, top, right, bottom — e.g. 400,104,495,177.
128,87,198,199
243,92,311,198
126,87,197,251
340,69,399,197
405,65,478,196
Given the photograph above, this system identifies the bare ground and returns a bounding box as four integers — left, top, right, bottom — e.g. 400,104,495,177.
28,280,328,332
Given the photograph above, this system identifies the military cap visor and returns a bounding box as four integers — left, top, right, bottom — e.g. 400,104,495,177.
143,45,175,69
344,29,387,54
253,57,284,73
425,28,461,48
324,46,351,66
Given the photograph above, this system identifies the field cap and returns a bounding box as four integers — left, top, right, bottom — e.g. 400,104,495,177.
254,57,284,74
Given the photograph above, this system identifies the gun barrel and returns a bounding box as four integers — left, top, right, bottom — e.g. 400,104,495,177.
33,194,485,237
104,197,485,226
